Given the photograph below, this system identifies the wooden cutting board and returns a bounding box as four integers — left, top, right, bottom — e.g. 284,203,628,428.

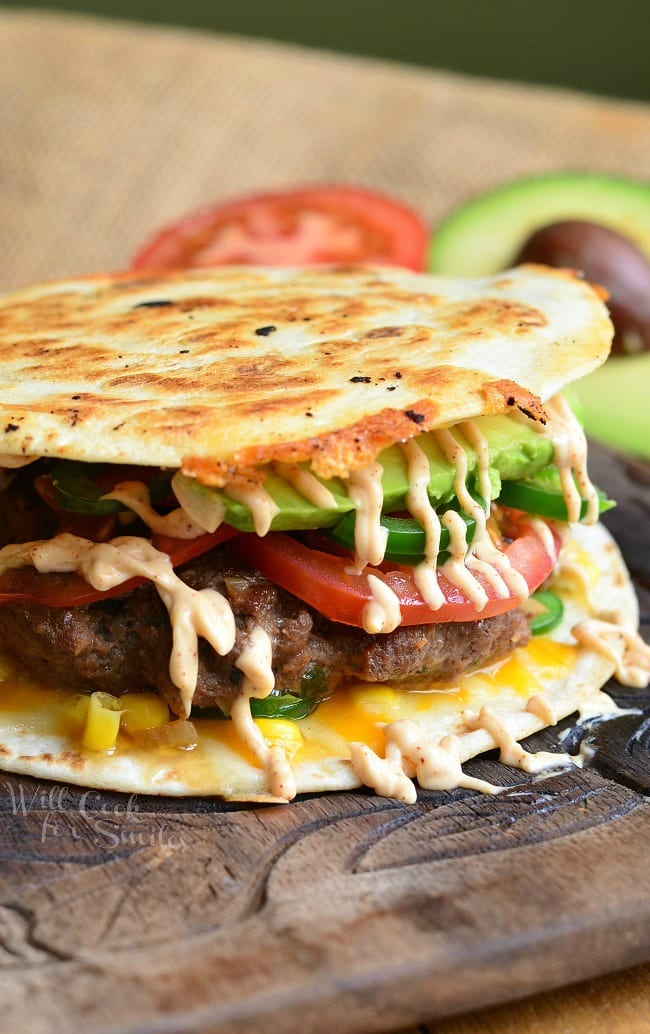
1,441,648,1034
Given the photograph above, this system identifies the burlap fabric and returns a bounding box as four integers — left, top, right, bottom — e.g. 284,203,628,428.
2,8,650,292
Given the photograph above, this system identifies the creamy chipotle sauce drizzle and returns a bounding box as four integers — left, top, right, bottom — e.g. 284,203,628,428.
273,461,338,511
525,692,558,726
539,394,600,524
462,705,575,773
224,481,279,537
104,481,207,539
361,573,402,634
401,439,445,611
572,614,650,688
349,720,503,800
345,461,387,575
229,626,297,800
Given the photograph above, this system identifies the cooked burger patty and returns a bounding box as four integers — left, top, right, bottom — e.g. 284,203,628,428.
0,544,530,715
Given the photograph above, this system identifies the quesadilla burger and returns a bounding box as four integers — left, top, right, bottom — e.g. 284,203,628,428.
0,264,647,803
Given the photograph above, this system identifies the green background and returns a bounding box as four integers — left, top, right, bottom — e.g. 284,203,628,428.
4,0,649,102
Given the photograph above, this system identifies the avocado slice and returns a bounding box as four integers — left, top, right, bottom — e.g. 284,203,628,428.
178,414,554,532
429,172,650,276
571,353,650,459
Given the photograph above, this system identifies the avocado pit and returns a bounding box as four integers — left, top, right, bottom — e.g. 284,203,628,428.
516,219,650,356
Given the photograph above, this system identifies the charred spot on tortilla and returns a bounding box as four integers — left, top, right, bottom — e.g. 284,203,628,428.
0,264,646,803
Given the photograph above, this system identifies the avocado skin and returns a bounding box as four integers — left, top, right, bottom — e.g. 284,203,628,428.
214,414,553,532
429,172,650,276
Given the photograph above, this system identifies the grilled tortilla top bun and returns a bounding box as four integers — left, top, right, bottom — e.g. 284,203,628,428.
0,264,611,479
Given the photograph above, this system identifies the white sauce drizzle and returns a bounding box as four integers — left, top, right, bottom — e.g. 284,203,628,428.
575,688,634,722
572,614,650,688
525,692,558,726
458,420,493,504
435,427,488,527
224,481,279,536
273,461,338,511
361,573,402,633
462,705,575,773
434,425,529,610
345,462,388,575
440,510,489,609
539,394,600,524
400,439,445,611
470,534,530,601
0,534,237,717
348,742,418,803
229,627,296,800
349,720,502,800
527,517,560,562
103,481,206,539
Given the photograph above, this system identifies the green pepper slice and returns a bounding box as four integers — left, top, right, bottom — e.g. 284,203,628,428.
328,509,477,564
250,694,317,719
51,461,172,515
499,465,613,522
528,590,564,636
193,693,317,721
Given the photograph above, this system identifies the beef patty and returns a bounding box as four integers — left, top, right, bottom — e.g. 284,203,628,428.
0,543,530,716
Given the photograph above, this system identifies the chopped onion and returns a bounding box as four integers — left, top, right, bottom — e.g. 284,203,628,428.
132,718,198,750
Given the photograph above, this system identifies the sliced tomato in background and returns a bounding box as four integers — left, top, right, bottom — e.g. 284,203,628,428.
131,186,429,272
237,520,560,628
0,526,239,608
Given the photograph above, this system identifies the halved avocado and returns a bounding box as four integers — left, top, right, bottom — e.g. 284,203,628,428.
429,172,650,275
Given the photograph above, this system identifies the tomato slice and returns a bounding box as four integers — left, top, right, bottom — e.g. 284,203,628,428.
0,526,239,608
235,521,560,627
131,186,429,272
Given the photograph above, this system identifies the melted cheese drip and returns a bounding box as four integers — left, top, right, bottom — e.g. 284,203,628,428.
541,394,600,524
273,461,338,510
230,627,296,800
462,705,575,773
345,462,387,575
224,482,279,536
0,534,236,717
554,540,600,610
103,481,206,539
572,614,650,688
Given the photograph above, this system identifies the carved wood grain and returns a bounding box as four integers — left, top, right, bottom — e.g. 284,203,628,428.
1,441,649,1034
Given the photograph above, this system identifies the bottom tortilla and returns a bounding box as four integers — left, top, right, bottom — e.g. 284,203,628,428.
0,522,639,800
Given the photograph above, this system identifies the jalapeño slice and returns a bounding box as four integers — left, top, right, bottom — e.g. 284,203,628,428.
528,590,564,636
328,508,477,564
499,465,614,522
51,461,172,515
193,693,317,721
